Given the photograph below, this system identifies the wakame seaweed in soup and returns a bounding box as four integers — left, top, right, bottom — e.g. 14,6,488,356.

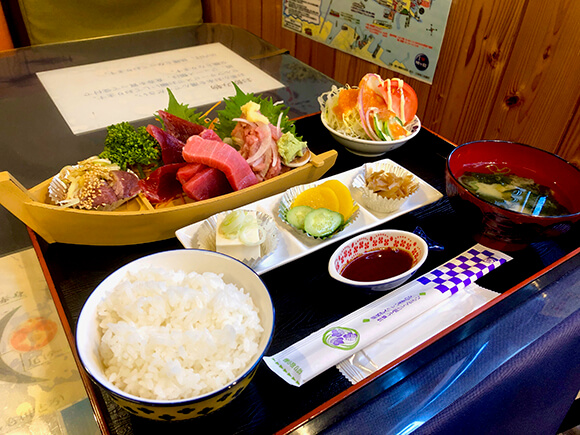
458,172,570,216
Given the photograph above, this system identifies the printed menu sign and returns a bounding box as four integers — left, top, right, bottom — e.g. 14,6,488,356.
37,43,284,135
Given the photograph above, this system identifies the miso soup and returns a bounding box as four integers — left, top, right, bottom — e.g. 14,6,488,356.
458,172,569,216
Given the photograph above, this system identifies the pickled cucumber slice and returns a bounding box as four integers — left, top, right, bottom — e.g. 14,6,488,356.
286,205,313,229
303,208,343,237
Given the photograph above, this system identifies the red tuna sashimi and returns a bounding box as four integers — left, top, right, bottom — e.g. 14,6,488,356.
183,136,259,191
138,163,187,203
147,125,185,164
200,129,221,141
182,167,232,201
157,110,205,143
176,163,207,185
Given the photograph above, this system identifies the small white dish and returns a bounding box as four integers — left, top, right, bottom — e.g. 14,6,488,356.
352,161,420,213
194,209,279,268
328,229,428,291
278,181,359,240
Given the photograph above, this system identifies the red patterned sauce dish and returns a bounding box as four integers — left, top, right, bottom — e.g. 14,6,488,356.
328,230,428,291
446,140,580,251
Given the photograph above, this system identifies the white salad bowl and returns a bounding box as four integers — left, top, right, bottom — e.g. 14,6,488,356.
320,112,421,157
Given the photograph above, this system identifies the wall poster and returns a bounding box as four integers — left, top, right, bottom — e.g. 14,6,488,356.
282,0,453,84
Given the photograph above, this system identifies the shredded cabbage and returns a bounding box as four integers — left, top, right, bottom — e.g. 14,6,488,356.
319,86,370,140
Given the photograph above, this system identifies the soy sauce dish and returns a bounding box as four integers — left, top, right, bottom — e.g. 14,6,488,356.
329,230,428,291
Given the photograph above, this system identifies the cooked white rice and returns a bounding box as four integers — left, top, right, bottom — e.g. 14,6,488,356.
96,267,263,401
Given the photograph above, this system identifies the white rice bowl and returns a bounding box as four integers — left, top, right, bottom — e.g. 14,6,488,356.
76,249,274,412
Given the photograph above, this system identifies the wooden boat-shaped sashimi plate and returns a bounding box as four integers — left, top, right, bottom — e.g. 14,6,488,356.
0,150,337,245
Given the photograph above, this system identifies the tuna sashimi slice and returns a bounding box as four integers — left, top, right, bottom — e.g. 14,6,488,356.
157,110,205,143
176,163,207,185
138,163,187,204
147,125,185,164
183,136,259,191
200,129,221,141
182,167,232,201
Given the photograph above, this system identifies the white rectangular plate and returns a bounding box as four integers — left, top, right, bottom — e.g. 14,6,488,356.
176,159,443,275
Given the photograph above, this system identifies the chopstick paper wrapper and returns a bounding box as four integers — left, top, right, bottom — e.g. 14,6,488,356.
263,244,512,386
337,282,499,384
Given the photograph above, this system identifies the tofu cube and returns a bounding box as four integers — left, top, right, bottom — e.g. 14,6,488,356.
215,211,261,261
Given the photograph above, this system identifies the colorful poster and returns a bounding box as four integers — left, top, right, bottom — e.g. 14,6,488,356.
0,249,99,434
282,0,452,84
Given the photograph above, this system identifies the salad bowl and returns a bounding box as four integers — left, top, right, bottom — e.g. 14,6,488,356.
318,77,421,157
320,111,421,157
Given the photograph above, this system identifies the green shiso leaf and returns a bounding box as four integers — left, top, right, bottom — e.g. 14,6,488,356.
161,88,209,128
215,82,298,140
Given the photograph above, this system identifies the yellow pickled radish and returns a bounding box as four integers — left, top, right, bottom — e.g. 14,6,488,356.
320,179,357,220
291,186,340,213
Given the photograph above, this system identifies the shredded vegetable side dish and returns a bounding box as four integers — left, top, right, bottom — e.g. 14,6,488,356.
319,73,419,142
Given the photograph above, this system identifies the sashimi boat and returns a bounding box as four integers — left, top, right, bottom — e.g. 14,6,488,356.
0,150,337,246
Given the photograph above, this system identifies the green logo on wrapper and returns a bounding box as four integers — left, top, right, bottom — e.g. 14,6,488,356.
322,327,360,350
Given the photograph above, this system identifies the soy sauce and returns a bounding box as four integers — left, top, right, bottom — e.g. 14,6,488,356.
341,248,413,282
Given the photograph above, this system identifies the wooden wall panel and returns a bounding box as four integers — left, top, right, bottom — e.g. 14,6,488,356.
561,109,580,169
429,1,525,144
231,0,262,37
202,0,580,165
261,1,297,54
202,0,232,24
305,40,337,78
484,0,580,156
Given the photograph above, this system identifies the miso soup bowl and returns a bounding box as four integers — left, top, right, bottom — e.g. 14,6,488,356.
328,230,428,291
446,140,580,251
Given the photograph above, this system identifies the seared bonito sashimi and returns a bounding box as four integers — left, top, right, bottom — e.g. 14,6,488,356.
49,157,140,210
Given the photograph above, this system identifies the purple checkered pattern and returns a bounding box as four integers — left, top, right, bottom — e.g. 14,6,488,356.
417,248,507,294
